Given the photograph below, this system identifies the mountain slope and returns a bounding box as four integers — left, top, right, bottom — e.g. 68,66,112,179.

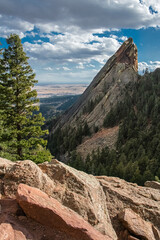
48,39,160,186
48,38,138,159
69,68,160,185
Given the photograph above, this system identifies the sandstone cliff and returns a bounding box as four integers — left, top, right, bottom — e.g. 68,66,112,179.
52,38,138,133
0,157,160,240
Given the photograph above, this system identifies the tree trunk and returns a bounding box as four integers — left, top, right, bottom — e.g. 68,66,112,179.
17,124,22,158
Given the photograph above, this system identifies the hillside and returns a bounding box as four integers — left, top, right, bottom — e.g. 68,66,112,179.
48,38,160,185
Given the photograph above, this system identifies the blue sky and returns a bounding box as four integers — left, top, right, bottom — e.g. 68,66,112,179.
0,0,160,84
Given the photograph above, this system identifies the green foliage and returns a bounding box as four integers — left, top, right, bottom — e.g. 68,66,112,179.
155,176,160,183
48,121,90,156
58,69,160,186
0,34,51,162
68,151,85,171
101,69,160,185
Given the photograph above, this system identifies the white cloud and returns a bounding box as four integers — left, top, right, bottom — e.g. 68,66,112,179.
62,67,71,71
138,61,160,73
145,0,160,13
0,14,34,38
119,36,128,41
76,62,85,69
23,31,121,67
44,67,53,71
0,0,160,36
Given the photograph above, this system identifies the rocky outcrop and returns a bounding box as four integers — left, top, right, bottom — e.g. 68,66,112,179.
118,208,160,240
144,181,160,190
0,158,116,239
0,223,30,240
0,198,76,240
17,184,113,240
97,176,160,234
39,159,117,238
50,38,138,158
1,157,160,240
3,160,55,198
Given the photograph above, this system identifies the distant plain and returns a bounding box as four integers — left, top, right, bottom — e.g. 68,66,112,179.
34,84,88,98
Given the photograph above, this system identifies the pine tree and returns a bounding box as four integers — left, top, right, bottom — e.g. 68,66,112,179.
0,34,51,162
0,42,6,154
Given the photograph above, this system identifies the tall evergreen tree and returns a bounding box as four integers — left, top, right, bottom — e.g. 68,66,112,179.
0,43,5,152
0,34,51,162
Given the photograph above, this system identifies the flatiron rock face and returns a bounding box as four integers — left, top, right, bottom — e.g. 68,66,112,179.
52,38,138,132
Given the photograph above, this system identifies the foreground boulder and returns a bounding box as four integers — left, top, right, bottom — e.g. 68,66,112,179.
39,159,117,238
1,158,116,238
1,157,160,240
97,176,160,233
17,183,113,240
118,208,160,240
3,160,55,198
0,198,76,240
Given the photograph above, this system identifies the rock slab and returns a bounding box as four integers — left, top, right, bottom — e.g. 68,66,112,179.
39,159,117,238
0,198,76,240
1,158,117,239
118,208,160,240
3,160,55,198
97,176,160,232
17,183,113,240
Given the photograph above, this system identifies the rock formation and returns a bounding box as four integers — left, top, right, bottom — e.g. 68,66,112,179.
50,38,138,157
52,38,137,132
39,159,116,238
118,209,160,240
2,160,55,198
0,198,77,240
0,157,160,240
17,184,112,240
97,176,160,232
0,158,116,239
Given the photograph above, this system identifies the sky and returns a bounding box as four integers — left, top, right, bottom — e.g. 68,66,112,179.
0,0,160,84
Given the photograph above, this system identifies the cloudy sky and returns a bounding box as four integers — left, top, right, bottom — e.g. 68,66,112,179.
0,0,160,84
